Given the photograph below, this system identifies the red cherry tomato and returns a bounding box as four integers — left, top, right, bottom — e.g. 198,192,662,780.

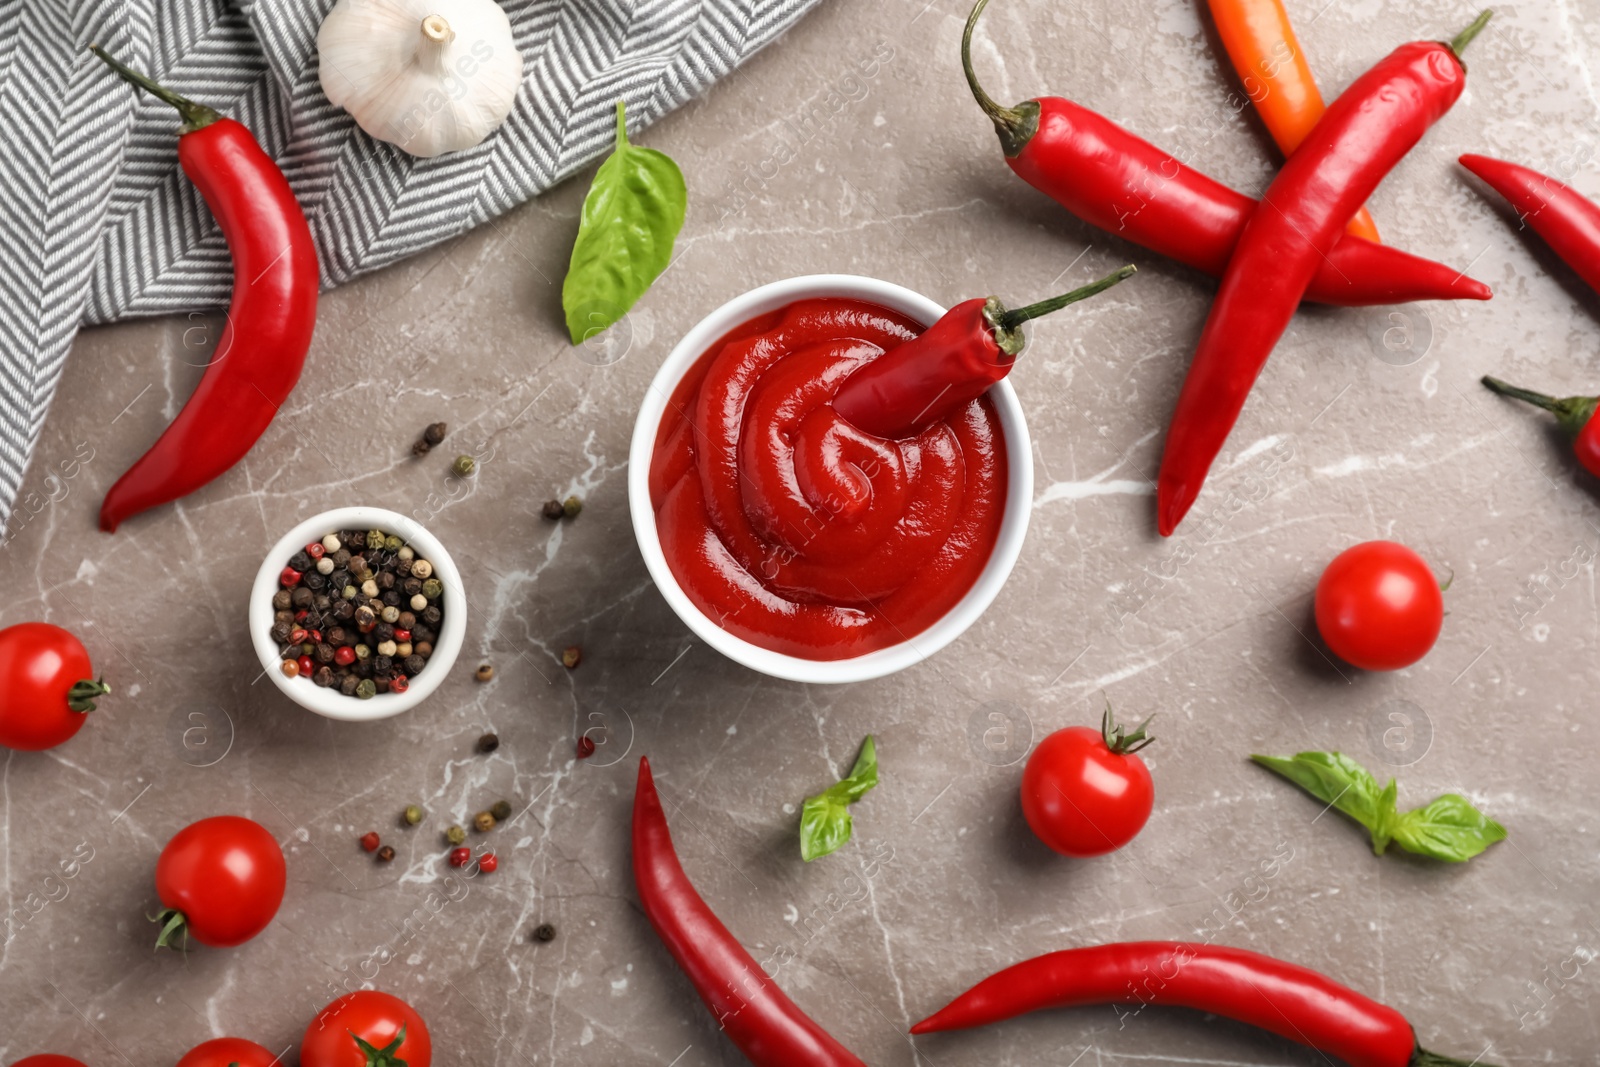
1314,540,1443,671
1021,707,1155,857
12,1057,90,1067
0,623,109,751
154,815,286,948
176,1037,282,1067
301,991,431,1067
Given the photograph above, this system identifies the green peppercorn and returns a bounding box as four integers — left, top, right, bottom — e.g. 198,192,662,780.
403,805,423,826
534,924,556,942
385,535,403,552
367,529,386,549
474,811,496,833
355,679,377,700
490,800,513,822
446,824,467,846
452,454,476,477
563,495,582,519
421,578,443,600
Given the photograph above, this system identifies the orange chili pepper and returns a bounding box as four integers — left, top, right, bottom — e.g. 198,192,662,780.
1206,0,1382,242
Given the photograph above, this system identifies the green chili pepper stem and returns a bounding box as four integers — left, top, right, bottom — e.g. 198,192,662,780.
997,265,1137,332
961,0,1041,158
88,45,221,134
67,678,111,714
1412,1046,1505,1067
1481,375,1597,436
1448,9,1493,60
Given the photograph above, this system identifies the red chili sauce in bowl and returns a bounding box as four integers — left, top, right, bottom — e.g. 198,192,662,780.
647,297,1008,660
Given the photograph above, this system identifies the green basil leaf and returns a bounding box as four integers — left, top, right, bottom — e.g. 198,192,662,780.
800,736,879,862
561,100,687,345
1370,778,1399,856
1392,794,1508,862
1251,751,1384,830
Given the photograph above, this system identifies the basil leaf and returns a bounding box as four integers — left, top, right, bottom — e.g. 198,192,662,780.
1393,794,1508,862
1250,752,1385,830
1370,778,1399,856
561,100,687,345
800,736,879,862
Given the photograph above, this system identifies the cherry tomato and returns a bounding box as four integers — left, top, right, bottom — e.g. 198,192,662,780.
0,623,109,751
301,991,431,1067
11,1057,90,1067
1314,540,1443,671
176,1037,282,1067
1020,706,1155,857
154,815,286,948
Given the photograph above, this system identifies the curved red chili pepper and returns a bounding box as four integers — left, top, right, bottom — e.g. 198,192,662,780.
632,757,868,1067
832,266,1134,439
912,942,1494,1067
1460,153,1600,294
961,0,1490,308
1156,13,1490,535
1480,376,1600,477
90,47,318,533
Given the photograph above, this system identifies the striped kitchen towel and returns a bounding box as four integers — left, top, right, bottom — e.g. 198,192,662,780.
0,0,824,532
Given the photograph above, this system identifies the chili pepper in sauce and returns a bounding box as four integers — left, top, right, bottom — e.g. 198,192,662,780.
1461,153,1600,293
911,942,1496,1067
90,47,318,533
632,757,868,1067
833,266,1134,439
959,0,1490,307
1481,377,1600,476
1156,12,1492,536
1205,0,1381,242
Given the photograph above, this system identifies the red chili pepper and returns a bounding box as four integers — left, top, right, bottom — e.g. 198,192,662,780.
1481,377,1600,475
1156,12,1491,535
1460,153,1600,293
832,266,1134,438
90,47,318,533
632,757,867,1067
911,942,1493,1067
960,0,1490,308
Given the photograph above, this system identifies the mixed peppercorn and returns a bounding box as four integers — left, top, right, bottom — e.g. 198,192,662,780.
270,528,446,699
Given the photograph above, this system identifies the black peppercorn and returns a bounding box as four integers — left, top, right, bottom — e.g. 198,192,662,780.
340,675,360,696
377,844,395,862
272,590,293,611
373,655,393,673
398,611,417,630
334,600,355,621
412,438,431,456
314,666,335,687
477,732,500,754
288,550,312,572
534,924,555,942
346,531,366,549
314,594,332,612
274,610,294,626
291,587,314,609
401,577,422,597
304,571,327,591
316,643,335,664
424,421,447,446
374,623,396,643
396,558,413,578
542,499,564,520
421,605,441,626
333,549,352,568
377,571,396,591
490,800,513,821
403,654,426,674
271,621,292,643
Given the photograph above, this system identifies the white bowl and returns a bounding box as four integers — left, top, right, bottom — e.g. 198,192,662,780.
249,506,466,721
628,274,1034,684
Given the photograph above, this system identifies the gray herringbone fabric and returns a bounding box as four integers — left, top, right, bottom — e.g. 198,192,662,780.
0,0,821,531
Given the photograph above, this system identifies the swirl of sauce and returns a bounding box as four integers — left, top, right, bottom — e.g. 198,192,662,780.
650,298,1007,660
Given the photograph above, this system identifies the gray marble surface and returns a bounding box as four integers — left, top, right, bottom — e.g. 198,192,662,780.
3,0,1599,1063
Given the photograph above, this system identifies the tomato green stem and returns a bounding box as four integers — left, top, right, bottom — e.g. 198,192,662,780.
1101,699,1155,755
961,0,1039,157
67,678,110,713
88,45,222,133
1481,375,1597,437
152,907,189,951
351,1025,410,1067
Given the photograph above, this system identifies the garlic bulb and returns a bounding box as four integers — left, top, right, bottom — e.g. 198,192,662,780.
318,0,523,158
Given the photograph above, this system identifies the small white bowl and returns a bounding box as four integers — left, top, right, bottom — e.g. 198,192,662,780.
628,274,1034,684
249,506,466,721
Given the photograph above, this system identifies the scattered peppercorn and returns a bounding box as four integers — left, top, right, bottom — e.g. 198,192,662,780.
534,923,556,942
403,805,423,826
475,663,494,683
541,499,564,520
452,454,475,477
563,495,582,519
478,853,498,874
562,646,582,669
490,800,513,822
474,811,496,833
577,735,596,760
360,831,380,852
376,845,395,863
448,847,470,868
446,825,467,846
477,732,500,754
424,422,447,446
